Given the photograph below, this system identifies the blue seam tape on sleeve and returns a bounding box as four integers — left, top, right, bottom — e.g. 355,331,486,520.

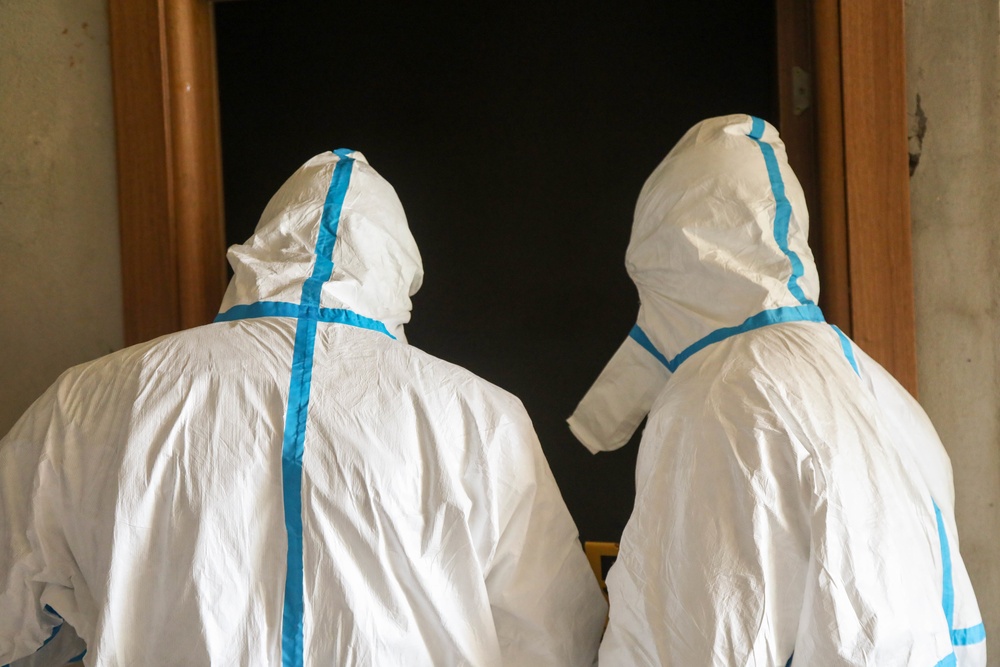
934,652,957,667
934,500,955,631
830,325,860,375
628,324,669,368
931,501,986,646
951,623,986,646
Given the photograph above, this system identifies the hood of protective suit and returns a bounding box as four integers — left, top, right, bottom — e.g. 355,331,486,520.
219,150,424,341
569,115,821,452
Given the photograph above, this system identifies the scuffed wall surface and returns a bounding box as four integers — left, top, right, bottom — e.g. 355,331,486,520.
0,0,122,434
907,0,1000,660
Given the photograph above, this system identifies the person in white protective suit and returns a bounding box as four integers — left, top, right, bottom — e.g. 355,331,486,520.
0,149,607,666
568,115,986,666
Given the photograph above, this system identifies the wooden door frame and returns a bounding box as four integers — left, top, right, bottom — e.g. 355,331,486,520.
108,0,918,395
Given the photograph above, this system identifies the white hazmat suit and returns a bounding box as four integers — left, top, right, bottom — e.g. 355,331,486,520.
569,115,985,666
1,150,606,666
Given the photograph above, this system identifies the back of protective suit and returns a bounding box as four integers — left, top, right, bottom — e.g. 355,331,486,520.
0,151,607,666
571,115,985,666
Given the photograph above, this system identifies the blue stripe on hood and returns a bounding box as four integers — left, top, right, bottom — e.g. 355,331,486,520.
747,116,813,307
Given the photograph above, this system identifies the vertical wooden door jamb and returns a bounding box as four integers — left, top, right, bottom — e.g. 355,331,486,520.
109,0,226,346
812,0,853,336
788,0,916,394
775,0,826,317
839,0,918,395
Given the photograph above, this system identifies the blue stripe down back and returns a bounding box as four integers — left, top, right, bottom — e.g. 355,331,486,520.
216,151,391,667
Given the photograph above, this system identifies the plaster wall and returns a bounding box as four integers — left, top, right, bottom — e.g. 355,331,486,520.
907,0,1000,660
0,0,123,435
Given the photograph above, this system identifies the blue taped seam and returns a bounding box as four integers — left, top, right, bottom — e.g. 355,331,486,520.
5,609,69,667
41,623,62,648
935,652,957,667
929,500,988,655
279,151,355,667
952,623,986,646
628,324,669,368
933,500,986,648
632,304,826,372
280,312,316,667
934,500,955,630
301,155,355,306
830,325,860,375
746,116,812,307
215,301,394,340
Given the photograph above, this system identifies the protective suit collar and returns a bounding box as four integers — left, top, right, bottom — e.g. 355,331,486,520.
569,115,821,453
217,150,424,341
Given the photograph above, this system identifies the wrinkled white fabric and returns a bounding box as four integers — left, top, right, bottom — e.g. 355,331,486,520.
1,151,606,666
571,115,985,666
567,337,671,454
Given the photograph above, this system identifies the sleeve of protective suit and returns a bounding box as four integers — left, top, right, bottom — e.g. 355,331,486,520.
599,408,809,666
0,389,73,665
852,347,987,666
7,621,86,667
483,406,607,666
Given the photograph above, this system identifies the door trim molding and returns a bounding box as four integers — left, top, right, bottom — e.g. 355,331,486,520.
109,0,918,394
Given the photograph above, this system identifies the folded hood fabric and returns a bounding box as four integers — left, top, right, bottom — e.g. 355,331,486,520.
569,115,821,453
219,150,423,341
0,150,607,666
580,116,986,666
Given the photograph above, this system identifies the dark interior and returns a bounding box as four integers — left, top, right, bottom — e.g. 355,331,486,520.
215,0,778,542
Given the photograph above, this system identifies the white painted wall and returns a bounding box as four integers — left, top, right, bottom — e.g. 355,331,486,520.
0,0,122,435
907,0,1000,661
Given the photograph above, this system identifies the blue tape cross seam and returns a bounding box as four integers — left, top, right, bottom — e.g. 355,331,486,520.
216,150,393,667
216,302,394,337
280,149,351,667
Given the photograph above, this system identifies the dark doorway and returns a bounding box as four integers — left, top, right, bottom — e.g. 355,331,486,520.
214,1,778,542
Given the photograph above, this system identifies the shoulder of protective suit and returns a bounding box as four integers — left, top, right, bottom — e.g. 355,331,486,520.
394,341,529,415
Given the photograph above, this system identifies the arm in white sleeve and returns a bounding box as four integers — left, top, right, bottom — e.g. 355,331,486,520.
0,390,74,666
484,407,607,667
0,388,85,667
7,619,87,667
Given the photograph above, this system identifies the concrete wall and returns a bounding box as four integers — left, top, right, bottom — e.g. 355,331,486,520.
907,0,1000,660
0,0,123,435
